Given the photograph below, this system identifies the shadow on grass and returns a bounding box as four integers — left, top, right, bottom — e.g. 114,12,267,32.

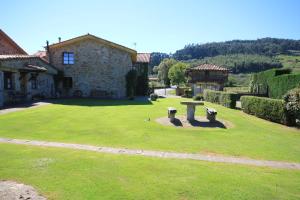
49,97,153,107
171,118,226,129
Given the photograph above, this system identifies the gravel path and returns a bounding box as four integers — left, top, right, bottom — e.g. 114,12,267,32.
0,137,300,170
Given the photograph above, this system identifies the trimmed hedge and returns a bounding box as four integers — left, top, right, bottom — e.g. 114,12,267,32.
241,96,288,125
203,90,238,108
250,69,290,96
250,68,300,99
268,73,300,98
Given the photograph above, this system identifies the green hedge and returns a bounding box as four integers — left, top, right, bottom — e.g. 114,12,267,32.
203,90,238,108
241,96,288,125
268,73,300,98
250,68,291,96
249,68,300,99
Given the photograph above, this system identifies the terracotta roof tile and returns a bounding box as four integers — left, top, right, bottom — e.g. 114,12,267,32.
190,64,229,71
34,50,47,58
136,53,151,63
0,54,39,60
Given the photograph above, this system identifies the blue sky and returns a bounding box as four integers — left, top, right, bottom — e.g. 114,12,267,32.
1,0,300,54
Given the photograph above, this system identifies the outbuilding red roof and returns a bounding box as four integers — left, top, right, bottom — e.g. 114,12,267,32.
136,53,151,63
34,50,47,58
190,64,228,71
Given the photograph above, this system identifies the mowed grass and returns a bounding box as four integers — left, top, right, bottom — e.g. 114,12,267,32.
0,98,299,162
1,143,300,200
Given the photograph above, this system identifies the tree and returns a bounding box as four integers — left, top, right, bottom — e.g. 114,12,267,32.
157,58,177,86
168,62,188,86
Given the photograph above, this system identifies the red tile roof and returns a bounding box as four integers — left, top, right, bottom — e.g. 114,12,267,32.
0,29,27,55
34,50,47,58
0,54,39,60
136,53,151,63
190,64,228,71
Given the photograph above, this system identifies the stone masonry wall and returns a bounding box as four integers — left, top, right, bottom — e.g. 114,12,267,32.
0,71,3,107
0,58,57,104
49,39,133,98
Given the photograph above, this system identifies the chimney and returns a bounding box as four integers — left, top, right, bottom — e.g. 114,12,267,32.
46,40,52,64
58,37,61,43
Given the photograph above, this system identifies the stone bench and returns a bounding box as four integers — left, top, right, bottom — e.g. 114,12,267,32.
206,107,217,122
167,107,177,122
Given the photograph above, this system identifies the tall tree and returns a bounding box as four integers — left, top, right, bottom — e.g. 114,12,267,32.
157,58,177,86
168,62,188,86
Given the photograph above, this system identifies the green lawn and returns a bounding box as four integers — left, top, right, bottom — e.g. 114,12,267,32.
276,54,300,73
1,143,300,200
0,98,299,162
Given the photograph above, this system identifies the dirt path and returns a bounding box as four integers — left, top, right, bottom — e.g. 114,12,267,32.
0,137,299,170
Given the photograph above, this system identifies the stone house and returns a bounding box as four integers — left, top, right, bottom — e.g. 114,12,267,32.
46,34,137,98
186,64,229,96
0,30,57,107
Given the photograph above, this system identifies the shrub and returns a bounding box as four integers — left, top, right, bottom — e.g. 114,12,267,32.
150,93,158,101
182,89,193,98
126,70,138,99
203,90,238,108
193,94,204,101
241,96,288,125
136,74,149,96
250,68,300,99
284,88,300,126
268,73,300,98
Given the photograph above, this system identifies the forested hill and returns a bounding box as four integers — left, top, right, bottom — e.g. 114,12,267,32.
173,38,300,60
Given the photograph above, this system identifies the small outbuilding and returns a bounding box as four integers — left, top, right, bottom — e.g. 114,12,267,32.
186,64,229,96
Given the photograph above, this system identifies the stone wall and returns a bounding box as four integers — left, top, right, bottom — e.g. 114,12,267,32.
49,39,133,98
192,82,223,96
0,71,3,107
0,57,57,105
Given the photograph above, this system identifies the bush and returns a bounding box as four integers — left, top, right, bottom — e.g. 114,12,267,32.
136,74,149,96
268,73,300,98
150,93,158,101
182,89,193,98
250,68,300,99
203,90,238,108
193,94,204,101
241,96,288,125
126,70,138,99
284,88,300,126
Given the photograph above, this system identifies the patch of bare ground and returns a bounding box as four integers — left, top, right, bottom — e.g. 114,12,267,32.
0,180,46,200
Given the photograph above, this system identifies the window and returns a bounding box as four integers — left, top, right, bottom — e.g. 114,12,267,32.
3,72,13,90
31,76,38,89
63,77,73,89
63,52,74,65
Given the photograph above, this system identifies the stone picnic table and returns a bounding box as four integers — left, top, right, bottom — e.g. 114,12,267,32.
180,101,204,121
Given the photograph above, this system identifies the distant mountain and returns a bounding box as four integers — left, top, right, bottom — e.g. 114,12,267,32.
172,38,300,60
